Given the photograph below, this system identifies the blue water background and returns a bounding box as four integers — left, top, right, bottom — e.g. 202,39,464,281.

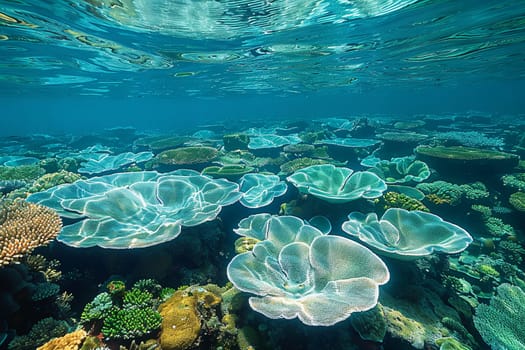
1,0,525,135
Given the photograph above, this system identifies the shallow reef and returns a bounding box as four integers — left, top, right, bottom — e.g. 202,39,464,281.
1,114,525,350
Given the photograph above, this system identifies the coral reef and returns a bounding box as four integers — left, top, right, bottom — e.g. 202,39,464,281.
474,283,525,350
0,199,62,266
36,328,87,350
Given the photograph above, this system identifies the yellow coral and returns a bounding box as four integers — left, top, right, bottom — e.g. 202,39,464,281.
382,192,429,212
158,286,223,350
234,237,260,254
36,329,86,350
0,199,62,266
426,193,452,205
158,290,202,350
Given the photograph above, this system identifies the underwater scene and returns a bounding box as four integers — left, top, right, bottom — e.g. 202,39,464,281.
1,0,525,349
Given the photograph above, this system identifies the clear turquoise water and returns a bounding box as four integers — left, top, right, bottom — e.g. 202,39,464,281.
1,0,524,132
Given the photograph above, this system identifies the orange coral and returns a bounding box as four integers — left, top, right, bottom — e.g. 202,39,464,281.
0,199,62,267
36,328,87,350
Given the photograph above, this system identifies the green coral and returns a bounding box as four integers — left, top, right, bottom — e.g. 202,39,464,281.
435,337,472,350
417,181,463,205
380,191,429,212
80,281,164,341
0,165,44,181
278,157,328,175
484,216,515,237
476,264,500,278
223,133,250,151
27,170,81,193
470,204,492,219
499,240,525,264
160,287,176,302
80,292,113,323
459,182,489,201
502,173,525,191
474,284,525,350
156,146,218,166
350,304,387,342
123,288,154,308
31,282,60,301
106,280,126,296
417,180,490,206
8,317,68,350
202,164,255,180
509,192,525,212
101,306,161,340
133,278,163,296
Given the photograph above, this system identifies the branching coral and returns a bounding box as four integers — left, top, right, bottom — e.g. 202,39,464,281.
474,284,525,350
36,329,87,350
0,200,62,267
81,280,165,341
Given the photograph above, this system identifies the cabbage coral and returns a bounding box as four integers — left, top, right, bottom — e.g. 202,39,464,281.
286,164,386,204
342,208,472,260
27,170,241,248
227,214,389,326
